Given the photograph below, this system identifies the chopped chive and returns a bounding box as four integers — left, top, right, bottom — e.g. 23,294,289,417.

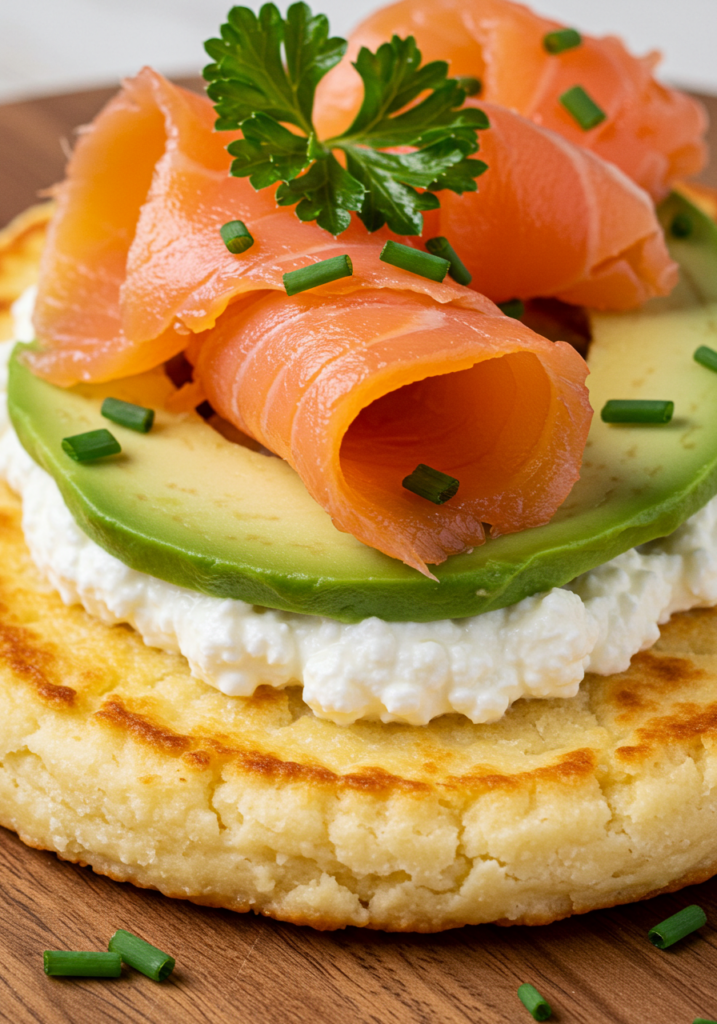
101,397,154,433
648,904,707,949
220,219,254,254
498,298,525,320
694,1019,717,1023
44,951,122,977
455,76,483,96
61,429,121,462
402,464,459,504
601,399,674,424
108,929,175,982
425,236,472,285
543,28,582,54
671,212,693,238
380,240,449,283
560,85,606,130
694,346,717,373
517,983,552,1021
283,254,353,296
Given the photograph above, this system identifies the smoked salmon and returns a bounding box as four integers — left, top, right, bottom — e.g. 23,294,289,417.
437,101,678,307
195,288,592,572
31,69,493,386
315,0,708,202
30,69,674,387
27,68,686,570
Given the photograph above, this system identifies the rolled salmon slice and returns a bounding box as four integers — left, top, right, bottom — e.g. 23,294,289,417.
28,69,674,387
196,289,592,574
315,0,707,202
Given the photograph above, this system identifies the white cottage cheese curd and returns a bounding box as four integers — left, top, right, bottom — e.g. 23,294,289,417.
3,291,717,726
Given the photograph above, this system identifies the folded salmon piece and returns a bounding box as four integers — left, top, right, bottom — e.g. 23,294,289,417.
195,288,592,573
30,69,495,387
29,69,674,387
25,69,595,571
438,102,678,308
315,0,708,202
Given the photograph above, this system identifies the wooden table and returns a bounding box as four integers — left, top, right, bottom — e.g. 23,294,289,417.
1,82,717,1024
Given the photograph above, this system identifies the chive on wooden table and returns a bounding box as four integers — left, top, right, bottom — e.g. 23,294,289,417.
0,83,716,1024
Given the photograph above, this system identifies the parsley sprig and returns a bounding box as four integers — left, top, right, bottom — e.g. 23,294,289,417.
204,3,489,235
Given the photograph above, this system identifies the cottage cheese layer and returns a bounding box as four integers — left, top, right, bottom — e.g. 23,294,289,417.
4,293,717,725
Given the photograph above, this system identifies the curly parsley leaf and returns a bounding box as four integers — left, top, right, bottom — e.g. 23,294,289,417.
204,4,490,236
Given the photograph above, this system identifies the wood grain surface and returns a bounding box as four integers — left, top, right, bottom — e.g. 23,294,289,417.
1,81,717,1024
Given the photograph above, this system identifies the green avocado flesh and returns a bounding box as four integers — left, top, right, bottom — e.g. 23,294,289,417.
8,192,717,623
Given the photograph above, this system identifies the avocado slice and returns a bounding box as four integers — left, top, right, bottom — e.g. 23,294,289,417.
8,192,717,623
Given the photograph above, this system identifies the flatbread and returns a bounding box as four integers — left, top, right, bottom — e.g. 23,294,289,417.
1,206,717,932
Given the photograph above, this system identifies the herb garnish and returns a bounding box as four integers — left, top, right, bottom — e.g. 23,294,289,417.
204,3,489,235
108,929,176,982
101,397,155,433
425,236,472,285
647,905,707,949
517,983,552,1021
380,240,449,282
695,345,717,373
220,219,255,252
61,429,122,462
43,951,122,978
283,253,353,294
559,85,606,130
543,28,582,54
402,464,460,504
601,399,674,424
498,298,525,319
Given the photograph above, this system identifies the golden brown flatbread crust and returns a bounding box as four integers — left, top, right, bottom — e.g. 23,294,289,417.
2,206,717,931
0,203,54,342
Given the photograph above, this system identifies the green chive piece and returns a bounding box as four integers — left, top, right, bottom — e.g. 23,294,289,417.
61,429,121,462
220,219,254,254
694,1018,717,1023
380,240,449,283
283,254,353,296
517,983,552,1021
560,85,606,130
544,28,582,54
101,397,154,433
694,346,717,373
455,76,483,96
601,399,674,424
108,928,176,982
43,951,122,977
648,904,707,949
671,212,693,238
402,464,459,504
498,298,525,319
425,236,472,285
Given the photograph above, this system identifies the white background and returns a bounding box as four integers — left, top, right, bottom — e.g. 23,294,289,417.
1,0,716,103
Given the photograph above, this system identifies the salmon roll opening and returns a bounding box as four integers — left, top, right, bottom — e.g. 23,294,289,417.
197,290,592,575
340,351,551,522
